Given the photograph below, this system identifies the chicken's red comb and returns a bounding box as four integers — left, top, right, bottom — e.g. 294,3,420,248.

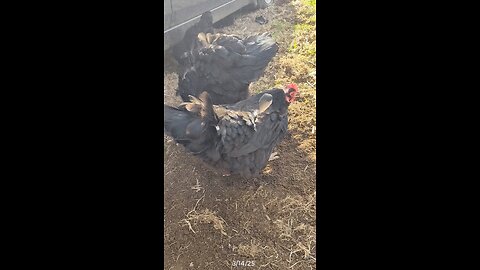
285,83,298,92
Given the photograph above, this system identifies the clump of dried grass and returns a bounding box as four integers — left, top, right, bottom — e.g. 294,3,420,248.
237,240,263,258
278,192,316,218
181,208,228,236
271,191,317,266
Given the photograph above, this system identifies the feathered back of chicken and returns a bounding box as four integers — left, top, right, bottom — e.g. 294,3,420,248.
218,32,279,84
177,32,279,105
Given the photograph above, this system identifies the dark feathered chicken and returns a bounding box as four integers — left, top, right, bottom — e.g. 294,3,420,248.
164,84,299,178
177,32,279,104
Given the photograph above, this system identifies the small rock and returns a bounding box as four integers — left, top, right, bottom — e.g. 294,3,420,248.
255,16,268,25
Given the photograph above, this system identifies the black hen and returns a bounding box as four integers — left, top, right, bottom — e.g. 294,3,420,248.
177,32,279,105
164,84,299,178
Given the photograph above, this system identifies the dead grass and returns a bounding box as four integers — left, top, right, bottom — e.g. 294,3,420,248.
272,192,317,266
180,185,229,236
181,208,228,236
237,239,263,258
278,192,316,219
232,185,317,268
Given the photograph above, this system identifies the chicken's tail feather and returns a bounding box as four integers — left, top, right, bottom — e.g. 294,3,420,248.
164,93,218,156
233,33,279,83
197,11,214,33
172,11,214,62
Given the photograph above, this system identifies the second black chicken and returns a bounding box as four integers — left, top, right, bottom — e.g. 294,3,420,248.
177,31,279,105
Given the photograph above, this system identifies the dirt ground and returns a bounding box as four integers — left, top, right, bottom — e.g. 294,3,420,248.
164,1,316,269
